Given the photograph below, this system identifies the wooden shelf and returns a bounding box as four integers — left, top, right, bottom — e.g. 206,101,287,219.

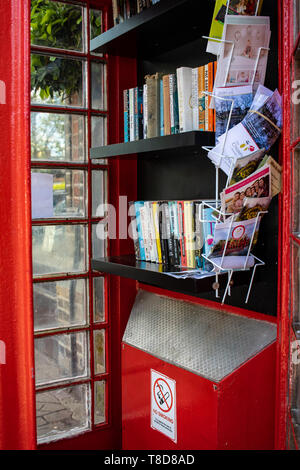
90,131,215,159
90,0,214,58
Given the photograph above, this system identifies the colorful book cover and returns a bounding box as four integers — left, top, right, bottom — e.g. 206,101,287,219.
184,201,196,268
206,0,228,55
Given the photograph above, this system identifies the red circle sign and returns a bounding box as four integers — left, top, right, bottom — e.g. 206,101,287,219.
153,378,173,413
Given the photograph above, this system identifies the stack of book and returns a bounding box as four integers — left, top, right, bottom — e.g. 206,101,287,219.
129,200,217,269
123,62,217,142
112,0,160,26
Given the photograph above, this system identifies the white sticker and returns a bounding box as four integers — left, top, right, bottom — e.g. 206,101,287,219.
151,369,177,443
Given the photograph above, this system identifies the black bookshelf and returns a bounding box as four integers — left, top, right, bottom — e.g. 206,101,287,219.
90,0,214,59
92,254,223,294
91,255,277,314
90,131,215,159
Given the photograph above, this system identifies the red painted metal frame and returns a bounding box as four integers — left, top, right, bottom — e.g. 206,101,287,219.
275,0,300,450
31,0,115,450
0,0,36,450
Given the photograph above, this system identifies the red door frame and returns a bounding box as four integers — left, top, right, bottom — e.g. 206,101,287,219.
0,0,295,451
0,0,36,450
275,0,300,450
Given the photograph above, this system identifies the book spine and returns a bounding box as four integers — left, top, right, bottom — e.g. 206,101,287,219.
146,74,160,138
208,62,213,132
177,201,187,267
137,86,143,139
143,84,148,139
173,200,181,266
213,61,217,132
134,202,146,261
160,79,164,136
123,89,129,143
172,74,179,134
129,202,141,260
192,68,199,130
177,67,193,133
145,201,157,262
184,201,195,268
112,0,120,25
169,74,174,134
129,88,135,141
152,202,162,263
204,64,209,132
169,201,179,265
139,204,150,261
194,202,202,269
134,87,138,141
162,75,171,135
159,202,169,265
198,66,205,131
163,203,174,265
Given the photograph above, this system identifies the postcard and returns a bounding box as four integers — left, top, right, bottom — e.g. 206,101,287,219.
213,15,271,92
221,163,271,215
214,85,253,141
208,217,262,258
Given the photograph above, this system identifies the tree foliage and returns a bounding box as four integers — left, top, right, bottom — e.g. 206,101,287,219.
30,0,101,102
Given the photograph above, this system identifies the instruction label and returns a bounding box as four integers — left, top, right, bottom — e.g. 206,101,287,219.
151,369,177,443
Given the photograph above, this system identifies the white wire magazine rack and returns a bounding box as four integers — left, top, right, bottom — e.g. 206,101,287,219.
194,34,270,303
199,201,267,304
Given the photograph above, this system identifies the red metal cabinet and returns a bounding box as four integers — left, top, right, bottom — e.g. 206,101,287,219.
122,290,277,450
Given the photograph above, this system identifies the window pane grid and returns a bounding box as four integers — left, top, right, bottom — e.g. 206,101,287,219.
31,0,109,442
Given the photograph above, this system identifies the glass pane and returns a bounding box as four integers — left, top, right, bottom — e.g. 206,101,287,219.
292,243,300,332
292,145,300,236
91,115,106,147
31,54,86,107
91,115,107,164
31,169,87,219
90,9,102,40
91,62,106,110
293,52,300,140
32,224,87,276
36,384,90,443
31,1,84,52
31,112,86,162
33,279,88,331
35,331,89,386
93,277,105,323
92,170,107,217
94,381,106,425
92,223,107,259
94,329,106,375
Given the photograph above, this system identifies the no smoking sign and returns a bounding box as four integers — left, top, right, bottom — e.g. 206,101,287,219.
151,370,177,442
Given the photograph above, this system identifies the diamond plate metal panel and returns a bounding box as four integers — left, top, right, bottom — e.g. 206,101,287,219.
123,290,277,382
